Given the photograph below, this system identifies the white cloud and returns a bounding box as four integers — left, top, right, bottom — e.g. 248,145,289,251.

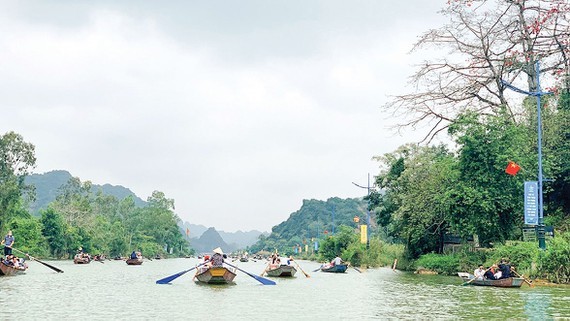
0,1,447,231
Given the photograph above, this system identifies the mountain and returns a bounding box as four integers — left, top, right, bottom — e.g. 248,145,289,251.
179,222,209,239
189,227,232,254
248,197,371,253
218,230,267,249
26,170,265,252
178,221,266,250
24,170,146,216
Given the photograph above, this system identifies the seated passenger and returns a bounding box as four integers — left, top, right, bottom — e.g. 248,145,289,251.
484,265,497,280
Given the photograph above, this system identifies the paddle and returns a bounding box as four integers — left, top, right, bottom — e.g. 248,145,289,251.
312,264,323,272
156,261,209,284
12,248,64,273
348,262,362,273
290,257,310,278
224,261,276,285
512,270,533,287
462,267,491,286
260,262,270,276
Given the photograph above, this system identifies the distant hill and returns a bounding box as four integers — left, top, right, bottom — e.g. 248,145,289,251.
25,170,266,253
179,222,209,239
179,221,266,251
218,230,267,250
190,227,232,254
248,197,371,254
24,170,146,216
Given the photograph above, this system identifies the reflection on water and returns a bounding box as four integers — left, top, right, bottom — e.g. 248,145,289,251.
524,292,551,321
0,258,569,320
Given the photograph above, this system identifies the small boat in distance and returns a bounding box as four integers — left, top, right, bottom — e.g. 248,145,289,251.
321,264,348,273
126,257,143,265
457,272,524,287
266,264,297,277
74,253,91,264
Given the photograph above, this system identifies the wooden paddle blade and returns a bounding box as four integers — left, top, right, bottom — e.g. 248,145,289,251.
293,261,310,278
224,262,276,285
156,269,192,284
33,258,64,273
13,248,64,273
156,261,208,284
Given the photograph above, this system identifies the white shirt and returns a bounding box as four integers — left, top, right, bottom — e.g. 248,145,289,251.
332,257,342,265
474,268,485,279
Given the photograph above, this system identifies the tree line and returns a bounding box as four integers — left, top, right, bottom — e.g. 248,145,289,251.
0,131,191,259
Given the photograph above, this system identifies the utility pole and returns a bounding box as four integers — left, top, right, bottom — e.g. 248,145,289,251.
502,61,552,250
353,173,372,249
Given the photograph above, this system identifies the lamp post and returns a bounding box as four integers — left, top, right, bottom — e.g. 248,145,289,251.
502,60,552,250
353,173,372,249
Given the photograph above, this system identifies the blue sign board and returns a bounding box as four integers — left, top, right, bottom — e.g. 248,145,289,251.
524,181,538,225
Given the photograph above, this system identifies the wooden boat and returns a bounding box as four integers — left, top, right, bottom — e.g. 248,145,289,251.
457,272,524,287
74,255,91,264
321,264,348,273
126,257,143,265
194,266,236,284
266,265,297,277
0,261,28,276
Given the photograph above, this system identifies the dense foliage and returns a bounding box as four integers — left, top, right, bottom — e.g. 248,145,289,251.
248,197,368,255
0,132,192,258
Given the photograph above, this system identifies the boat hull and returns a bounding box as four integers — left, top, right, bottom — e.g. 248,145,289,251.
126,258,143,265
266,265,297,277
195,266,236,284
321,264,348,273
74,257,91,264
0,261,27,276
458,273,524,287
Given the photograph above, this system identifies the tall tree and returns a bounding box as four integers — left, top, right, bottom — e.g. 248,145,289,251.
385,0,570,142
373,144,459,258
0,131,36,231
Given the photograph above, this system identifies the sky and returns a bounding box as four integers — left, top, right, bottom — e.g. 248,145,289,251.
1,0,449,232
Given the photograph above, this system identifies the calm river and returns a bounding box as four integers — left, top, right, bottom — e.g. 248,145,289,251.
1,258,569,320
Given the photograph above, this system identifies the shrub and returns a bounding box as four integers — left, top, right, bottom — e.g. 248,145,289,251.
539,232,570,283
415,253,460,275
487,241,540,272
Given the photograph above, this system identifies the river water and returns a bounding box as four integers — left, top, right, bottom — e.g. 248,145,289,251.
1,258,569,320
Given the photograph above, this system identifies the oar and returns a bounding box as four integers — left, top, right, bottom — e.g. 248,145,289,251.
348,262,362,273
156,261,209,284
462,267,491,286
260,262,270,276
512,270,533,287
12,248,64,273
312,264,323,272
224,261,276,285
290,257,310,278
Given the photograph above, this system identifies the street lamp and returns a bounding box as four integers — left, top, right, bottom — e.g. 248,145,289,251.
502,60,552,250
352,173,373,249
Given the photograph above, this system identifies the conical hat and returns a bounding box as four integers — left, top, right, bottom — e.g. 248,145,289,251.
213,247,223,255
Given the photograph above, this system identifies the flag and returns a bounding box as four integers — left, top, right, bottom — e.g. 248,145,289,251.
506,161,521,176
186,228,190,237
360,225,367,244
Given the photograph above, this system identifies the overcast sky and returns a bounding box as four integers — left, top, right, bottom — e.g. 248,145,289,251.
1,0,448,232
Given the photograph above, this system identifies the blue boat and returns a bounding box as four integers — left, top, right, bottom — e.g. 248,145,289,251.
321,264,348,273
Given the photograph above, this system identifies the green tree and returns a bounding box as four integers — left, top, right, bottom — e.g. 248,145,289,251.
0,131,36,232
448,110,531,245
318,225,358,261
40,208,66,258
374,144,459,258
8,216,46,256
